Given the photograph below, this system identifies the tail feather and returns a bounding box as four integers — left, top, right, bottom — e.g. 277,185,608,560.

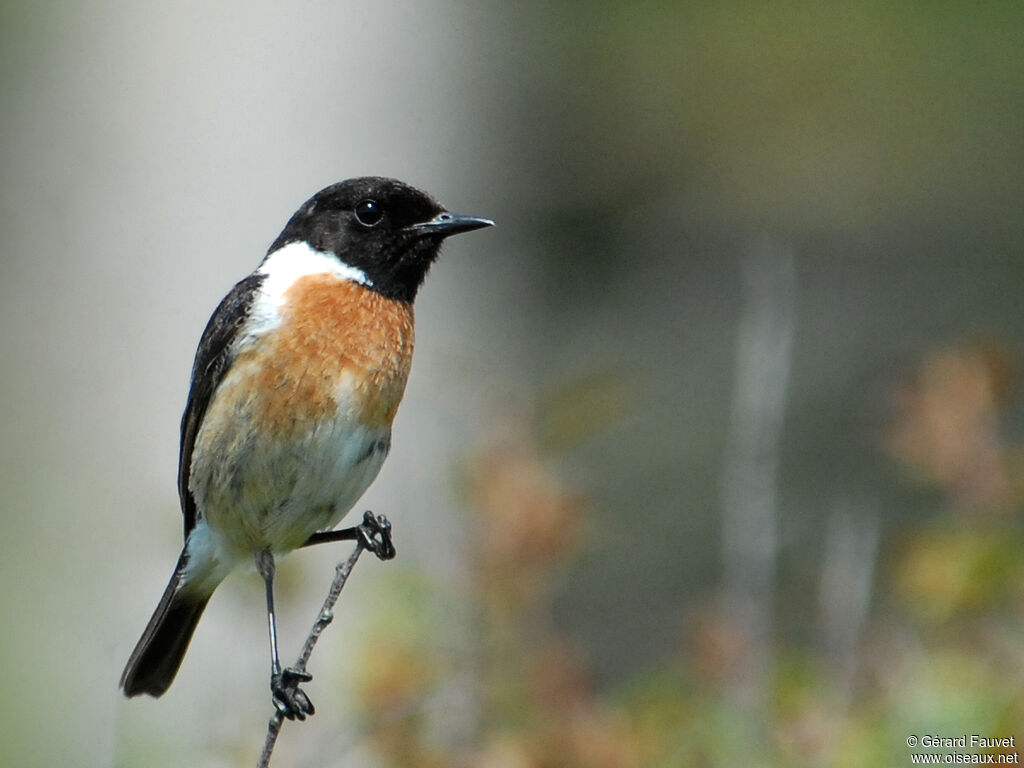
120,552,211,698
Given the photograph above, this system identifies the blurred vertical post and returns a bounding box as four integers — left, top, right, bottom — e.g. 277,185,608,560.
819,498,880,711
720,238,796,737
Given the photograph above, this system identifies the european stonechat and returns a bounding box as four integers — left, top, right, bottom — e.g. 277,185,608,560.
120,177,493,718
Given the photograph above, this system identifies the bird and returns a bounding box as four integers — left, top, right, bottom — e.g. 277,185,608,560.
120,176,493,718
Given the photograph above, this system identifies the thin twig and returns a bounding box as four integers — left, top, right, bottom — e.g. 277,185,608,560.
256,516,383,768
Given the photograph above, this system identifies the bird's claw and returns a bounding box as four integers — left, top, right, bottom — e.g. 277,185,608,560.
357,511,396,560
271,667,314,721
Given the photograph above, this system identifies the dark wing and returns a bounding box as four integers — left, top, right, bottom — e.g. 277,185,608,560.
178,272,265,538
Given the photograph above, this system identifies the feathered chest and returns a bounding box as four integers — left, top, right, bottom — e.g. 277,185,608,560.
220,273,416,436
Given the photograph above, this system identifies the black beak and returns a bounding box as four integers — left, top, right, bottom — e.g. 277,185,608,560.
409,211,495,238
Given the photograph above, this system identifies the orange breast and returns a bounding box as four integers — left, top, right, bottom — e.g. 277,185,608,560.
236,274,415,433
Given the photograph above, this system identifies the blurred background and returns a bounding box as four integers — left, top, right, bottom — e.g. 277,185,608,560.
2,1,1023,766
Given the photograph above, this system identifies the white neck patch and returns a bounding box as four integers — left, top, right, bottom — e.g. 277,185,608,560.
244,241,372,337
258,240,372,299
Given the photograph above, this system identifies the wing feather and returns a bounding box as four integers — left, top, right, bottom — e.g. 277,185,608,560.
177,272,265,537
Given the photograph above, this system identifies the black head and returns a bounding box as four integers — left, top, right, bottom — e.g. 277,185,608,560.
266,177,493,302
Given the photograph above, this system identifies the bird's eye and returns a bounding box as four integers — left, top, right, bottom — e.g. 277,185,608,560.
354,199,384,227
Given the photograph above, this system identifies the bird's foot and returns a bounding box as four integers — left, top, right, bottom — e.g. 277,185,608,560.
271,667,314,721
356,511,395,560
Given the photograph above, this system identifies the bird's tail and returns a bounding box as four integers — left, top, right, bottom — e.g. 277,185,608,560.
120,550,213,698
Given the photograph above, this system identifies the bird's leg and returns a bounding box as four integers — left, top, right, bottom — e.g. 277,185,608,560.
255,549,314,721
300,511,395,560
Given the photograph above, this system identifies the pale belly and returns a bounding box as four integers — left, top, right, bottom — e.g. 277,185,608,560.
199,424,390,555
188,352,396,555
